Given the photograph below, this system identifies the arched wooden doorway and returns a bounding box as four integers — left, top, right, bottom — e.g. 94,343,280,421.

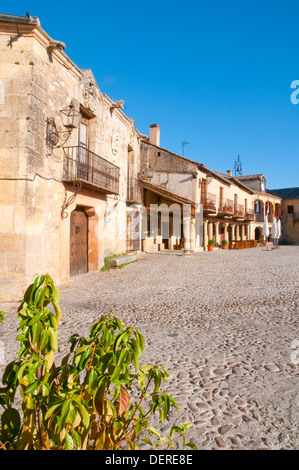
70,206,88,276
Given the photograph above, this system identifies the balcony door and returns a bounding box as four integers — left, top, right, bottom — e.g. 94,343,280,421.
234,194,238,213
201,178,207,204
219,187,223,210
78,118,89,181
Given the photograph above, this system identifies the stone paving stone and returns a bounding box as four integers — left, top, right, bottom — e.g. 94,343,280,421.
0,246,299,450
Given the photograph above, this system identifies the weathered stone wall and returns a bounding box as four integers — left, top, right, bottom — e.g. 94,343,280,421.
0,19,141,300
150,171,197,201
281,199,299,243
140,140,197,174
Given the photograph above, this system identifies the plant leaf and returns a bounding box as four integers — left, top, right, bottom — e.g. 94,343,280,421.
119,385,130,415
30,275,45,303
1,407,21,438
76,402,90,428
65,431,74,450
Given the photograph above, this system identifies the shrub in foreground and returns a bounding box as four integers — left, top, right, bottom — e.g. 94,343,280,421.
0,274,196,450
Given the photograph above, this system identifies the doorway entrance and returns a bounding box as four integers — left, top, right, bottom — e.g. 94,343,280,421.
70,206,88,276
255,227,262,240
127,209,140,252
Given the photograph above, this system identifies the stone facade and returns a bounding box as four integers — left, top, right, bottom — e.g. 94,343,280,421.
0,13,286,301
139,133,282,251
268,187,299,243
0,14,142,300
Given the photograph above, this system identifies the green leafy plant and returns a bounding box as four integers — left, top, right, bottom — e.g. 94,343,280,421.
208,239,215,245
0,275,196,450
222,240,228,245
118,260,138,270
101,253,127,272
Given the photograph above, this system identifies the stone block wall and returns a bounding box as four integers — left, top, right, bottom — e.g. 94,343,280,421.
0,18,141,300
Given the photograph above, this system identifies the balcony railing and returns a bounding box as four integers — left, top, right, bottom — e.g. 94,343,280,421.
203,193,217,212
234,204,244,218
255,211,264,223
219,198,234,214
62,146,120,195
245,209,255,220
127,177,142,204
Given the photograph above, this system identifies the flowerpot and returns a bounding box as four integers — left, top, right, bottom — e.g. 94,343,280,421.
207,245,214,251
222,244,228,249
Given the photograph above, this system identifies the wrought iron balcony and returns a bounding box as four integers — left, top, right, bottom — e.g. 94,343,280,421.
202,193,217,212
255,211,264,223
62,146,119,195
233,204,244,218
127,177,142,204
245,209,255,220
219,198,234,215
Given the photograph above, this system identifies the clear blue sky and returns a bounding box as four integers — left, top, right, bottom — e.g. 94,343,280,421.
4,0,299,189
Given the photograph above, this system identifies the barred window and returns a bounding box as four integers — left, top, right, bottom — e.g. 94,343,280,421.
287,205,294,214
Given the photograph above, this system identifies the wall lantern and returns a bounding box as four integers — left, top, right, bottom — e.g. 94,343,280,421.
60,103,81,129
206,173,213,184
145,167,154,179
46,102,81,154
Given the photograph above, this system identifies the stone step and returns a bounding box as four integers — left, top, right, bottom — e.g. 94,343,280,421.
107,254,137,267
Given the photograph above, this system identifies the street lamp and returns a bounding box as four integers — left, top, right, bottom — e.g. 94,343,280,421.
60,103,81,129
46,102,81,153
206,173,213,184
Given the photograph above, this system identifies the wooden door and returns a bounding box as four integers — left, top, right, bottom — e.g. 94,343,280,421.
70,207,88,276
126,210,140,252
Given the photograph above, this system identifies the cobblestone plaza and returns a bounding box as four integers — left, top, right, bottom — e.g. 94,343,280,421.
0,246,298,449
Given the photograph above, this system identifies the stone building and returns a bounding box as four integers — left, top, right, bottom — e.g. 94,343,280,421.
0,13,143,300
0,12,285,301
268,187,299,244
139,125,282,251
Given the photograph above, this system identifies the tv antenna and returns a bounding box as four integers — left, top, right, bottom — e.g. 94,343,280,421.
234,154,242,177
182,141,189,157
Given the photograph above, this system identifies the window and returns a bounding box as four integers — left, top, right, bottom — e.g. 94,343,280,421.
201,178,207,204
219,187,223,208
79,122,87,147
234,194,238,211
287,205,294,214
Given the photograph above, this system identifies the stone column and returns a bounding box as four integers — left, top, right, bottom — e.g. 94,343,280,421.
249,223,253,240
183,214,191,255
240,225,244,241
208,222,213,242
231,224,235,241
190,217,196,252
203,221,208,250
194,203,203,249
224,223,228,242
214,222,220,246
246,224,250,241
235,225,240,241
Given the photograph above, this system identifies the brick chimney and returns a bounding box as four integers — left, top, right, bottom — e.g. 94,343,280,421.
149,124,160,147
227,170,232,177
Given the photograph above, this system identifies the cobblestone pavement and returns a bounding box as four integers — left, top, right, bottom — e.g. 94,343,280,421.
1,246,299,450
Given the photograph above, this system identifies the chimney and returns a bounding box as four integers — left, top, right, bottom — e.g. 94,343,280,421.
149,124,160,147
227,170,232,177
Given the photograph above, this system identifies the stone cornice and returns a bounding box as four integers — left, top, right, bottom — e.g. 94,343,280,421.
0,19,83,81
